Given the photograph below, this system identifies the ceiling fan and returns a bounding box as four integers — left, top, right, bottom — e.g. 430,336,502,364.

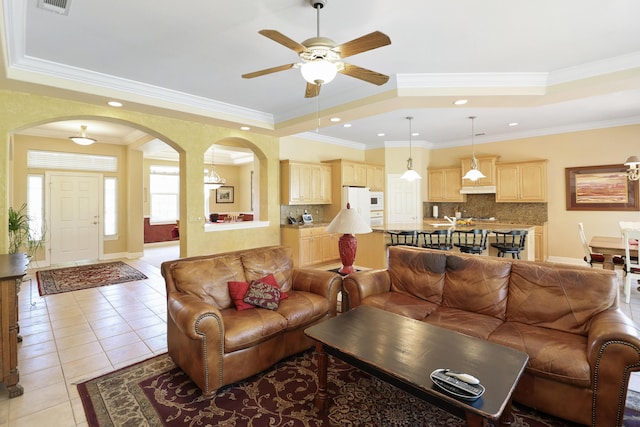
242,0,391,98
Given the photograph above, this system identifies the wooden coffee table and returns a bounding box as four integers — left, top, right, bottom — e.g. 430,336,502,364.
305,306,529,427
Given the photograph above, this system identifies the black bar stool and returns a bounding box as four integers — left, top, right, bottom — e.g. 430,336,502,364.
452,229,489,255
387,230,417,246
491,230,528,259
417,229,452,250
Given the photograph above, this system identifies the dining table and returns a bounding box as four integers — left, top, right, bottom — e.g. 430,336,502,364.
589,235,639,270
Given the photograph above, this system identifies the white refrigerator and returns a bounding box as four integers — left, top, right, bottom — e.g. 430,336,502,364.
342,186,371,226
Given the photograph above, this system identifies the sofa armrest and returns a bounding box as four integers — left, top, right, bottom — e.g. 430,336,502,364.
587,307,640,426
168,291,225,340
342,269,391,309
291,269,342,317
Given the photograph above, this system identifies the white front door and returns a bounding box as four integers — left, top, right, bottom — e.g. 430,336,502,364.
48,172,102,264
387,174,422,223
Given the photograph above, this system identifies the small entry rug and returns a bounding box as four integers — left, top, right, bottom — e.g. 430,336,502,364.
77,350,640,427
36,261,148,296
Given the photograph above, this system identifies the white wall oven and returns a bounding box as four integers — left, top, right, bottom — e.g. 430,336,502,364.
370,210,384,226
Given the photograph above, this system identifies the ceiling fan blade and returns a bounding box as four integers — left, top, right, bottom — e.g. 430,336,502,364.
242,64,296,79
305,82,321,98
339,63,389,86
333,31,391,59
258,29,307,54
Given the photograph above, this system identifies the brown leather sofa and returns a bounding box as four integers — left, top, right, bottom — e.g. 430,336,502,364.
343,246,640,427
161,245,342,396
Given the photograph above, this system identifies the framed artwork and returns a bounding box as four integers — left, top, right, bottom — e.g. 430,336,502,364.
216,186,234,203
565,164,639,211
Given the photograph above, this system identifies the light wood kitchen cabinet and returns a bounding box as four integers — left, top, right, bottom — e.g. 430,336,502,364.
281,226,341,267
366,164,385,191
534,223,548,262
460,155,498,186
281,160,332,205
496,160,548,202
342,161,367,187
427,167,466,202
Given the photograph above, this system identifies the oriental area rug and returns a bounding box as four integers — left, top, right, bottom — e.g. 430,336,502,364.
36,261,148,296
77,350,640,427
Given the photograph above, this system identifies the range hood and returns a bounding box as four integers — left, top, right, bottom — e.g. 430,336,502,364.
460,185,496,194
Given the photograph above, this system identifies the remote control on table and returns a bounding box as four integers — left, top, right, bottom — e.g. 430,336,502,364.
431,369,484,396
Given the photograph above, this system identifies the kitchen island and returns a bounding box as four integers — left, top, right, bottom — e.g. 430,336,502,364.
354,220,539,270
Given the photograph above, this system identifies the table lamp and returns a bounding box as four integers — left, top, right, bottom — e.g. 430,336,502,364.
326,203,372,274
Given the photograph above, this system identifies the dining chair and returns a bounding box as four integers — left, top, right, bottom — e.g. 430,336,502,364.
578,222,624,268
417,229,453,251
622,228,640,304
452,229,488,255
387,230,418,247
491,230,528,259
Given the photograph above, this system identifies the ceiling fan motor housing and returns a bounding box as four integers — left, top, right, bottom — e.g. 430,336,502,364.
309,0,327,9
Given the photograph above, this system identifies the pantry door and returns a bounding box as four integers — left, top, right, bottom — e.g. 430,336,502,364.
48,172,102,263
387,174,422,223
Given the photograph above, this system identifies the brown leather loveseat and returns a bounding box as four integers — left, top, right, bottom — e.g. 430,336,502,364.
343,246,640,427
162,245,342,396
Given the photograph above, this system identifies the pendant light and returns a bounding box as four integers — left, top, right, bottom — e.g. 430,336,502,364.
204,147,226,189
400,116,421,181
462,116,486,182
69,125,96,146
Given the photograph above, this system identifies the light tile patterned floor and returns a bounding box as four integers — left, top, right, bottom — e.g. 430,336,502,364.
0,245,638,426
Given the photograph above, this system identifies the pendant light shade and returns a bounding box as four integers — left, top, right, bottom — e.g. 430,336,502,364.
462,116,486,182
204,147,226,189
69,125,96,146
400,116,421,181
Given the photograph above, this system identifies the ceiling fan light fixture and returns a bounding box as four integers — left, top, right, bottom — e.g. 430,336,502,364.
301,59,338,85
69,125,96,146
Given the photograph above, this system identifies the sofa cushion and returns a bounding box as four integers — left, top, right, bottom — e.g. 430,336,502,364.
425,306,504,339
388,247,447,304
442,254,511,320
361,292,438,321
241,246,294,293
244,281,281,310
274,291,329,330
489,321,590,387
257,273,288,299
170,255,246,309
222,307,287,352
506,262,618,335
228,281,255,310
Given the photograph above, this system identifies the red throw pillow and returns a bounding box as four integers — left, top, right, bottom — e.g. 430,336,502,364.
258,273,288,299
243,281,281,310
228,281,255,310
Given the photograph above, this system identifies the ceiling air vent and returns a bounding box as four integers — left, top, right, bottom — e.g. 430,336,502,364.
37,0,73,15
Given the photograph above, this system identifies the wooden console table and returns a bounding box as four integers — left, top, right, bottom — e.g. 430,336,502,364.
0,253,27,397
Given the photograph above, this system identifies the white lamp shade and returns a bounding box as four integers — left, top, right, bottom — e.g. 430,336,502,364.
301,60,338,85
326,204,372,235
401,168,422,182
462,168,486,181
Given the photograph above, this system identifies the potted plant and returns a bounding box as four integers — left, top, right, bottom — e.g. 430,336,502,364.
8,203,45,258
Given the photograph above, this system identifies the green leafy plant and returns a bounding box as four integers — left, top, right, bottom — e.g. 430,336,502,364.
8,203,45,257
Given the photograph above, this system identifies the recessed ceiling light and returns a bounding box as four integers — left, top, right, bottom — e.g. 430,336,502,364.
240,126,251,131
330,117,341,122
454,99,468,105
377,133,385,137
412,132,419,136
343,123,352,128
508,122,519,127
107,101,122,107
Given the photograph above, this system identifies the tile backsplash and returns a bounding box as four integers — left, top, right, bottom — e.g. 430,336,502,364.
280,205,331,224
424,194,548,225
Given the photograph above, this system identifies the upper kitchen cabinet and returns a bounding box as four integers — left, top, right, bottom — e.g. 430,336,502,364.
460,155,498,186
323,159,385,191
280,160,332,205
427,167,466,202
496,160,548,202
